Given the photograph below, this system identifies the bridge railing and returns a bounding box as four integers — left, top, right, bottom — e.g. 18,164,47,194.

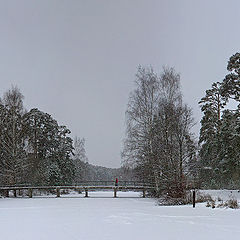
72,181,154,187
0,181,155,199
0,181,155,190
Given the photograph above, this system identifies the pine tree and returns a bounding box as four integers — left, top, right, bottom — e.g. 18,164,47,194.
23,108,75,185
217,110,240,187
198,82,227,187
221,52,240,102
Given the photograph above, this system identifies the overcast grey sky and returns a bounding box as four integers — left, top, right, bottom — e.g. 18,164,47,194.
0,0,239,168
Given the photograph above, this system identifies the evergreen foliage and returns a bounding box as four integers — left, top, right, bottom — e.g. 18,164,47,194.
199,52,240,188
0,87,75,186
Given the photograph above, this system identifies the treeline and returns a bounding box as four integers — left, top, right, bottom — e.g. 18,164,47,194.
73,137,135,182
199,52,240,188
76,162,136,182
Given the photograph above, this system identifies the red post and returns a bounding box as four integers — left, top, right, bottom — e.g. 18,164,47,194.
115,178,118,186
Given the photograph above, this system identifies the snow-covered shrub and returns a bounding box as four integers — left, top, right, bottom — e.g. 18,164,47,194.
157,196,188,206
226,199,239,209
196,192,213,203
206,201,211,207
158,190,216,206
217,198,239,209
211,200,216,208
205,199,215,208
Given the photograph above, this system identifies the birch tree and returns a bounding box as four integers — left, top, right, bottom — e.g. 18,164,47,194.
0,86,27,185
122,67,196,197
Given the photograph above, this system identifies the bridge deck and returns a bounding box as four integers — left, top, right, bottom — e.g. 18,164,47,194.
0,184,155,198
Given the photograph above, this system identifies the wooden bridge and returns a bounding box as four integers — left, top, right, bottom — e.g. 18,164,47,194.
0,181,155,198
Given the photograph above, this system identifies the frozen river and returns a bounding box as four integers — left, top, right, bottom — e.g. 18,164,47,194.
1,191,240,240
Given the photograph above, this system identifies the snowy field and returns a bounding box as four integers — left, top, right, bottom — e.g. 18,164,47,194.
1,190,240,240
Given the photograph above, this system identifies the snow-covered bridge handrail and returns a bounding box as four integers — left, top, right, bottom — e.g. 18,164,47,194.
0,181,155,198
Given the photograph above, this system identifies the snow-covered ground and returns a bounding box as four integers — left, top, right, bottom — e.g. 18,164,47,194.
1,190,240,240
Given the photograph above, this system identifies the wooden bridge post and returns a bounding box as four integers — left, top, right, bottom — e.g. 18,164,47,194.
143,189,146,198
114,188,117,198
5,190,9,198
13,190,17,198
85,189,88,197
28,189,33,198
56,188,60,198
18,189,22,196
193,189,196,208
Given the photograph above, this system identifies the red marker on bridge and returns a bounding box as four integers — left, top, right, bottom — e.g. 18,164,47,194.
115,178,118,186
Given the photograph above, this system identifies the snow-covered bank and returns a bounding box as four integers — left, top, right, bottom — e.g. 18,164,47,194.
200,189,240,201
1,191,240,240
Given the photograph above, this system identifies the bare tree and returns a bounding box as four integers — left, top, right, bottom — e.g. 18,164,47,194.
0,86,27,185
72,136,88,183
73,137,88,163
122,66,196,197
122,66,160,185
